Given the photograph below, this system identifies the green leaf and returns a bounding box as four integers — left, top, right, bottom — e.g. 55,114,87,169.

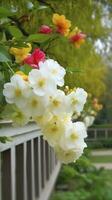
0,45,11,60
1,104,15,120
26,34,51,43
66,67,84,73
0,52,10,62
0,71,4,82
20,64,32,75
0,7,14,18
0,136,12,143
8,26,23,39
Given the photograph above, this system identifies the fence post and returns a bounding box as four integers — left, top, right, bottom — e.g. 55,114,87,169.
105,129,108,139
94,129,97,140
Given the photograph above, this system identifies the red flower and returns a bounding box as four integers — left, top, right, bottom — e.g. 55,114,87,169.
23,48,45,68
69,32,86,48
39,25,52,34
70,33,86,42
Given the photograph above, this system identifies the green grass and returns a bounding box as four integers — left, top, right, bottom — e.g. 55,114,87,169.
90,155,112,163
92,124,112,128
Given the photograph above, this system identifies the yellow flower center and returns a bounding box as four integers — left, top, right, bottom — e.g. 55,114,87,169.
31,99,38,107
15,89,22,97
52,69,57,75
71,98,78,105
70,132,78,141
38,79,46,87
51,125,58,133
52,99,60,107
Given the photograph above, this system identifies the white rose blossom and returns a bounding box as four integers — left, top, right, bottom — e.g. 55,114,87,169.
67,88,87,114
48,89,67,114
3,74,31,107
12,108,30,127
59,122,87,151
3,58,88,164
39,59,66,87
55,146,84,164
28,69,56,96
42,115,71,147
84,115,95,128
21,92,48,117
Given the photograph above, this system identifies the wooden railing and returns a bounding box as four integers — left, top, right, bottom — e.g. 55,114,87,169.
87,128,112,141
0,122,61,200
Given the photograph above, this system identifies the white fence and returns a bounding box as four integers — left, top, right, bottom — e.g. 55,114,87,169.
0,122,61,200
87,128,112,141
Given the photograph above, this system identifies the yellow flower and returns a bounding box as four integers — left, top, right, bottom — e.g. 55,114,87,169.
10,43,32,63
69,27,86,48
16,71,28,81
52,13,71,36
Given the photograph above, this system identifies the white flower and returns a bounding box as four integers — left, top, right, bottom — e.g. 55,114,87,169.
42,115,69,147
28,69,56,96
48,90,67,114
67,88,87,114
22,92,48,117
84,115,95,128
55,146,83,164
59,122,87,151
33,111,53,127
11,108,30,127
39,59,66,87
3,74,30,107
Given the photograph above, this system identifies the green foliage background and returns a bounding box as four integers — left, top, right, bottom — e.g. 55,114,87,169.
0,0,112,121
50,150,112,200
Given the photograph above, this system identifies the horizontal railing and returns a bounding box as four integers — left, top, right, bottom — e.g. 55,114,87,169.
87,128,112,141
0,122,61,200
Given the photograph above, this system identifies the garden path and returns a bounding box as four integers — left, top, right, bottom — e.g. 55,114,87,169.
91,149,112,169
91,149,112,156
94,163,112,169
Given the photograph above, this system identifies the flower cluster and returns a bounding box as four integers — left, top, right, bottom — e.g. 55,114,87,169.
9,13,86,68
38,13,86,48
3,51,88,164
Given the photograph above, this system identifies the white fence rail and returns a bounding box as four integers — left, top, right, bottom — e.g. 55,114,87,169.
87,128,112,141
0,122,61,200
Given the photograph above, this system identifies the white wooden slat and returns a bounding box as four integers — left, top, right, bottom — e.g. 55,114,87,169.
23,142,28,200
38,137,42,196
40,137,45,188
31,139,35,200
0,122,39,137
0,130,42,152
43,139,46,185
27,141,32,200
11,147,16,200
38,163,61,200
45,141,50,181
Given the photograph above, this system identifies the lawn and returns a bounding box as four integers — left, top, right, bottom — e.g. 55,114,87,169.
90,155,112,163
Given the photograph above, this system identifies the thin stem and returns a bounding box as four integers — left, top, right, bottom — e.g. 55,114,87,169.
5,62,15,75
44,36,59,52
37,0,56,13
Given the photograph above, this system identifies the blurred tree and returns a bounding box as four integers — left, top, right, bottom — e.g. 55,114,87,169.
0,0,112,122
